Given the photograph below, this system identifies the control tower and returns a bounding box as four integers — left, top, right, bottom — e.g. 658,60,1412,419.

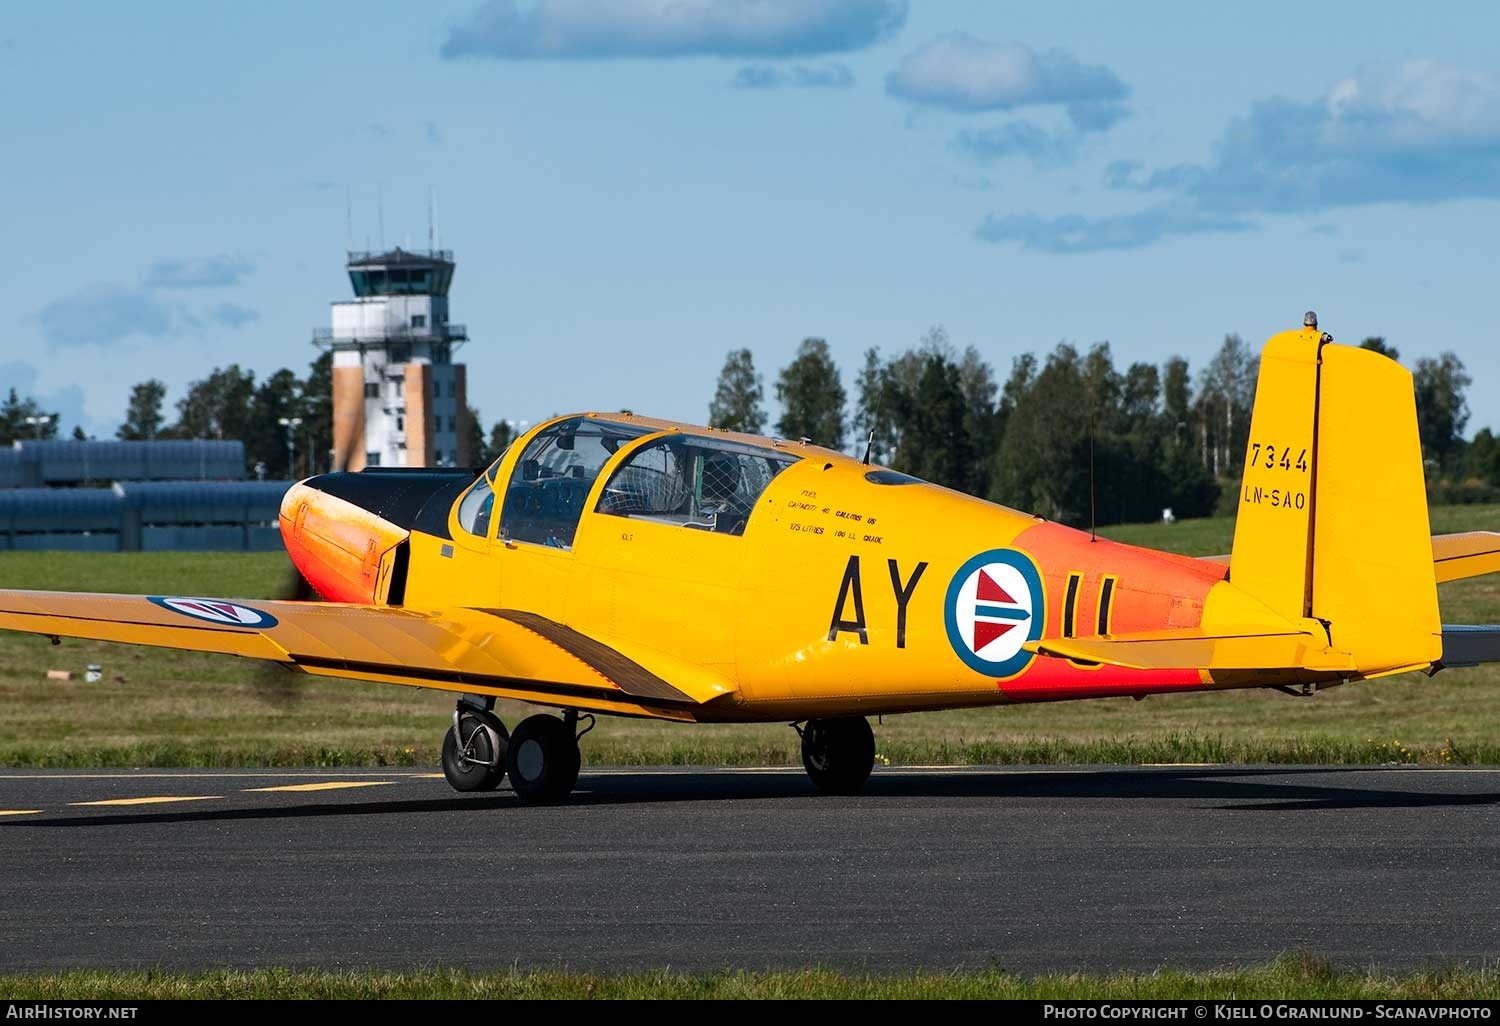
314,248,470,471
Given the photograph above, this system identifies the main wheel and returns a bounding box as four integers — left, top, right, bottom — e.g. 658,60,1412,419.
506,714,582,804
801,717,876,795
441,708,508,792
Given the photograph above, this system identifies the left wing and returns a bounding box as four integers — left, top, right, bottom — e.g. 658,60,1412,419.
0,590,736,721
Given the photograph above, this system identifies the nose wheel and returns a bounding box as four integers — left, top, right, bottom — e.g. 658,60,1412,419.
441,705,508,792
798,717,876,794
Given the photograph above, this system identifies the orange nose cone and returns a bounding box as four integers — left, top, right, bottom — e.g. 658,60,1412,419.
279,482,409,605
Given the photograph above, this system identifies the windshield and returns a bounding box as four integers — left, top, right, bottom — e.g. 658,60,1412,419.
498,418,651,549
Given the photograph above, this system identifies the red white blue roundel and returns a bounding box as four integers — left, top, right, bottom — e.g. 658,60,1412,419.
943,549,1044,677
148,597,279,629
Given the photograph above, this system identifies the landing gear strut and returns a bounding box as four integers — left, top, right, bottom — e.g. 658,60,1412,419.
441,699,508,792
506,711,585,804
797,717,876,795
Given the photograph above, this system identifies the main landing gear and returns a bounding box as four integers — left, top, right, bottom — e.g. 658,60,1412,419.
507,710,586,803
441,703,878,801
796,717,876,795
440,698,589,804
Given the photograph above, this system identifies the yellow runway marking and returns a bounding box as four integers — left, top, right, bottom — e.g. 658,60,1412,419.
243,781,395,793
0,810,42,816
69,796,222,807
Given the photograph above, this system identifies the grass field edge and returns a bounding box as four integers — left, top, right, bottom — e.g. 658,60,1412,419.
1,953,1496,1000
1,731,1493,769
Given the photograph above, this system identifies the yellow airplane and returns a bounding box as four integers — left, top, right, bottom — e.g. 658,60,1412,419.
2,320,1498,802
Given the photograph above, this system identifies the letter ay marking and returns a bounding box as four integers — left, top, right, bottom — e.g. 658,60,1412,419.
827,556,929,648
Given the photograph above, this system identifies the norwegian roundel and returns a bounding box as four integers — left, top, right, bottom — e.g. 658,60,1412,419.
943,549,1045,678
147,597,279,629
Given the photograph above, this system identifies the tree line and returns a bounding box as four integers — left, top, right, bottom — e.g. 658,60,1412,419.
709,330,1489,526
1,351,517,481
1,329,1489,525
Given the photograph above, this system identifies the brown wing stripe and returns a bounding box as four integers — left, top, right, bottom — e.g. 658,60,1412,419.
479,609,695,704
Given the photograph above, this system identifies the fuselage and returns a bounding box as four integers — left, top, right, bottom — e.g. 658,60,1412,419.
279,412,1242,722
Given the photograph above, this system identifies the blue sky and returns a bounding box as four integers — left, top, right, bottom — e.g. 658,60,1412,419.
3,0,1498,440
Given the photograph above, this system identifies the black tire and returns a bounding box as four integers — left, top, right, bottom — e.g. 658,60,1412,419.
506,714,581,804
801,717,876,795
441,709,508,792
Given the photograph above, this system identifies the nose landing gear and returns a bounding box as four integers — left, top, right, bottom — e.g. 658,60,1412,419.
796,717,876,794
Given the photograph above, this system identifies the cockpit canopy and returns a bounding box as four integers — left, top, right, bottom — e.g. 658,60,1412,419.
455,417,800,549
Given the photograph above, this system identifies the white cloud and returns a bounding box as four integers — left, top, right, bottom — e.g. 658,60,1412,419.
1323,60,1500,150
952,121,1078,168
442,0,907,60
1131,60,1500,215
733,63,854,89
37,288,176,347
886,34,1127,118
143,255,255,290
976,208,1253,254
981,59,1500,253
37,260,261,348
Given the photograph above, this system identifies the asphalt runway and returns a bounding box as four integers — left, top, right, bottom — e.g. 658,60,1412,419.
1,765,1496,974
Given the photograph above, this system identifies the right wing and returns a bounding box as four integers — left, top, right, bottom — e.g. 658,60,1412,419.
0,590,736,721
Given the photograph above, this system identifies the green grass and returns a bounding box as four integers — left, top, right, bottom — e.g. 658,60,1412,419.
0,954,1494,999
1,506,1497,769
1105,502,1499,556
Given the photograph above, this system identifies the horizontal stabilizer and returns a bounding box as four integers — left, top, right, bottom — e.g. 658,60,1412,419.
1026,627,1355,672
1433,532,1500,584
1440,625,1500,668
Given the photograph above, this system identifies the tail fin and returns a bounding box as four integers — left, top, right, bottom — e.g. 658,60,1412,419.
1227,325,1441,675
